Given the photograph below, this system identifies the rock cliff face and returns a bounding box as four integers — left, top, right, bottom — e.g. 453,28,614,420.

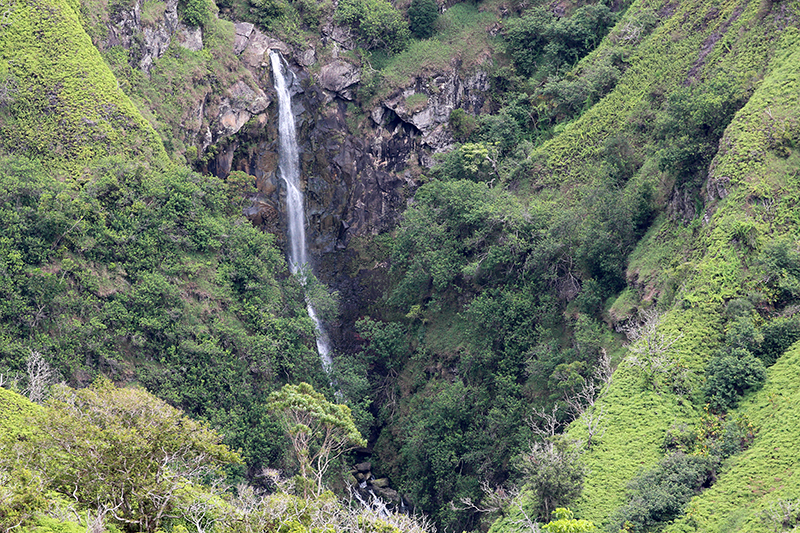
216,31,490,259
84,1,490,345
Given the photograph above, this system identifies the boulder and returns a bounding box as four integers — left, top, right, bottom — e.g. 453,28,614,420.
298,48,316,67
355,461,372,473
233,22,255,55
374,487,400,503
319,60,360,99
178,24,203,51
371,477,390,489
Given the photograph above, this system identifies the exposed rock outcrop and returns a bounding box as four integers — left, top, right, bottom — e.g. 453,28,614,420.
319,60,361,100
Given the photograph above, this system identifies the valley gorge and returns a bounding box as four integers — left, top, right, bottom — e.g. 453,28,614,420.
83,0,494,352
3,0,800,531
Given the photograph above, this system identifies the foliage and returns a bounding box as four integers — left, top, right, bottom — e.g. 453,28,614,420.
408,0,438,39
542,508,596,533
504,5,616,79
0,0,168,171
611,452,714,532
336,0,409,52
181,0,217,26
1,385,433,533
756,317,800,367
0,153,324,482
267,382,366,497
654,75,750,187
374,3,497,97
516,437,587,521
449,108,478,142
665,344,800,532
0,381,239,533
702,349,767,412
38,380,240,532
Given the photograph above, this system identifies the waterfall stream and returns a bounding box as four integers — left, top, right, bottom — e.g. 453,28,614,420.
270,50,333,372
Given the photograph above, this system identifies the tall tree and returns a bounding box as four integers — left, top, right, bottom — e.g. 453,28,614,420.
268,382,366,497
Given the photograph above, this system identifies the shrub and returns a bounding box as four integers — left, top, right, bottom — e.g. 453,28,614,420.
542,508,596,533
408,0,438,39
181,0,216,26
612,452,714,531
504,5,615,79
702,349,767,412
336,0,410,52
449,108,477,141
515,437,587,520
756,317,800,366
249,0,289,27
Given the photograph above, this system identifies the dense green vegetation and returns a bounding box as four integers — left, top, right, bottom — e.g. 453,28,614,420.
0,0,167,171
0,382,431,533
4,0,800,530
0,0,328,489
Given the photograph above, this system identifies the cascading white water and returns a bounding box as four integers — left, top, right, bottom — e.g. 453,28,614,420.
270,49,333,371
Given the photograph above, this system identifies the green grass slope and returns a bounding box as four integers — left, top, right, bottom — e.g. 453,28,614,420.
0,0,168,172
568,13,800,533
530,0,782,188
483,0,800,530
663,341,800,533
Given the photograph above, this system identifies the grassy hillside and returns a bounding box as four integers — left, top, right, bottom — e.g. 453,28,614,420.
662,341,800,532
371,0,800,530
0,0,168,172
571,20,800,532
485,0,800,530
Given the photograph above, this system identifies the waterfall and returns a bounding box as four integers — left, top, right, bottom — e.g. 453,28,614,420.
270,50,333,372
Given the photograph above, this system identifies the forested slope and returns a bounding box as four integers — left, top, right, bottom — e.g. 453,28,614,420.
0,0,330,484
484,0,800,531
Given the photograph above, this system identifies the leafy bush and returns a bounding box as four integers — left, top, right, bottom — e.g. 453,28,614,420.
655,75,748,186
612,452,714,531
449,108,477,142
30,380,240,532
504,5,615,79
516,437,587,520
249,0,289,27
336,0,409,52
181,0,216,26
702,349,767,412
408,0,438,39
756,317,800,366
542,508,596,533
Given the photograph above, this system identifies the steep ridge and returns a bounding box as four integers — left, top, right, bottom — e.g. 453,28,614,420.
0,0,326,482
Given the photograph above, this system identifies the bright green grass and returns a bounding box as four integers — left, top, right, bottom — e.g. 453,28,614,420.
0,0,168,173
664,342,800,533
378,3,498,95
491,1,800,530
531,0,783,188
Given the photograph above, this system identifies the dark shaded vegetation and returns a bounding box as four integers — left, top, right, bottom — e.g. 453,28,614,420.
408,0,438,39
612,452,715,532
